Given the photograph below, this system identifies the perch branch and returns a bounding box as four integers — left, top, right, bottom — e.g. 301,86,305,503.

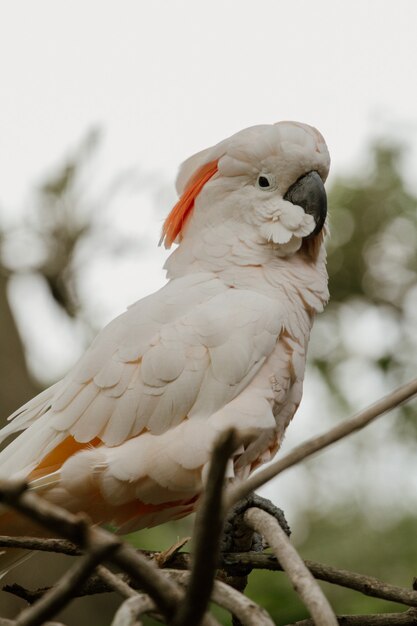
96,566,138,599
0,480,185,622
168,570,274,626
245,508,337,626
288,608,417,625
172,428,241,626
110,594,156,626
15,542,118,626
5,546,417,609
226,377,417,507
220,553,417,608
0,622,65,626
0,536,81,555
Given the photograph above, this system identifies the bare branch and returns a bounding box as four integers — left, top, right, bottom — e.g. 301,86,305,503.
226,377,417,507
172,428,240,626
168,570,274,626
245,508,338,626
96,566,137,599
110,594,156,626
220,553,417,608
0,536,81,555
5,547,417,610
15,540,118,626
109,547,218,626
2,378,417,625
0,480,184,622
0,621,65,626
288,608,417,625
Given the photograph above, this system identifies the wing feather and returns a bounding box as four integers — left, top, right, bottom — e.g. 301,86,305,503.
70,393,117,443
1,274,284,458
59,287,282,445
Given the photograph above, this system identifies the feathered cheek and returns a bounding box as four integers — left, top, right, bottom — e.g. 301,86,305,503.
257,198,316,245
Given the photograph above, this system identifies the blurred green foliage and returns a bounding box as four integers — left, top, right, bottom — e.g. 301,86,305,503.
125,511,417,624
328,142,417,306
310,140,417,418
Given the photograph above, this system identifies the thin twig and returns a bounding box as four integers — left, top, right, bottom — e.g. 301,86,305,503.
15,538,118,626
96,566,138,599
0,480,184,622
5,548,417,610
245,508,338,626
168,570,274,626
3,577,132,604
0,621,66,626
288,608,417,625
226,377,417,507
0,536,81,555
220,553,417,608
172,429,241,626
110,594,156,626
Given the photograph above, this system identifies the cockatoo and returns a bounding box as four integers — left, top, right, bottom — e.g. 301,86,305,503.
0,121,330,544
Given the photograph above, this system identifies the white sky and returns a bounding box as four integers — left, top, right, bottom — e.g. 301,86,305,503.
2,0,417,321
1,0,417,522
1,0,417,211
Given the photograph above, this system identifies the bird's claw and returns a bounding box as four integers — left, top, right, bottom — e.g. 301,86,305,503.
221,493,290,554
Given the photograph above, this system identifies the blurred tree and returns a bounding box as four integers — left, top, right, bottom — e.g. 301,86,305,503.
32,128,101,319
0,130,101,423
0,267,39,419
328,142,417,306
0,129,144,423
0,131,145,623
310,140,417,420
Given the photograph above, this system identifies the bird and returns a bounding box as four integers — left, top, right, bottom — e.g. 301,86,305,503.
0,121,330,549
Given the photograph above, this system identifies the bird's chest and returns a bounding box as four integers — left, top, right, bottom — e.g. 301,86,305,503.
264,310,312,420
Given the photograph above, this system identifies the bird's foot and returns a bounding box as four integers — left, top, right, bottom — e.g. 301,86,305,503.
221,492,290,555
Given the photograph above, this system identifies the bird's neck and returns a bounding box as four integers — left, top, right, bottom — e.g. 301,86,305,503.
164,228,329,316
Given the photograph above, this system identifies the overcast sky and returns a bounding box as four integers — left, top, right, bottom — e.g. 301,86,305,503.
1,1,417,207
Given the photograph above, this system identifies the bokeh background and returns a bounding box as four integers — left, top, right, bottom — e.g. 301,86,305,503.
1,1,417,624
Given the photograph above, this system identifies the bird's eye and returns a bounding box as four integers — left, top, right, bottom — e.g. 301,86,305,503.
257,174,274,189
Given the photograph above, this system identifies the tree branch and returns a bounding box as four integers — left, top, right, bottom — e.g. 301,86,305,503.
0,621,65,626
287,608,417,625
2,378,417,625
0,536,81,556
244,508,338,626
110,594,156,626
226,377,417,507
220,553,417,608
15,543,118,626
96,566,137,599
167,570,274,626
5,545,417,610
0,480,184,622
172,428,241,626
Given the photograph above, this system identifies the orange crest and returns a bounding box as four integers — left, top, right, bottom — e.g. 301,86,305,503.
161,160,219,248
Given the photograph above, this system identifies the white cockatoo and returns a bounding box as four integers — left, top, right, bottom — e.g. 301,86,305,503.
0,121,330,540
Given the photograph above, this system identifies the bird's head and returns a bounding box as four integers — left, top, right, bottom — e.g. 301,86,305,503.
161,121,330,263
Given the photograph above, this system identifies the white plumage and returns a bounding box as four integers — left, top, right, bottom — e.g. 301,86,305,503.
0,121,330,539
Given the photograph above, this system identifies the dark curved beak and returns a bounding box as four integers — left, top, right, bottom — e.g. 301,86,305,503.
283,171,327,238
